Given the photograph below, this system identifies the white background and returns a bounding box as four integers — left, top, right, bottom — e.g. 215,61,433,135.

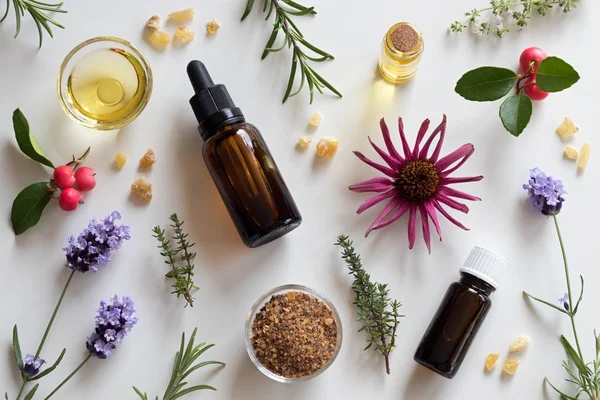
0,1,598,399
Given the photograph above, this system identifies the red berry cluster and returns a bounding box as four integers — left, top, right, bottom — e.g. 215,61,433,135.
519,47,549,101
53,165,96,211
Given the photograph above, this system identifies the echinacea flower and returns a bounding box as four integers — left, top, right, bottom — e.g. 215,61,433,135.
22,354,45,377
523,168,566,216
558,292,570,311
64,211,131,273
349,115,483,253
86,295,137,359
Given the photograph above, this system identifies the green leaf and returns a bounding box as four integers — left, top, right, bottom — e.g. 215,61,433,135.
544,378,579,400
30,348,66,380
12,325,23,374
132,387,148,400
499,94,533,137
13,109,54,168
560,335,589,378
11,182,52,235
455,67,517,101
536,56,580,93
171,385,216,399
572,275,584,315
241,0,256,20
23,384,38,400
523,291,569,315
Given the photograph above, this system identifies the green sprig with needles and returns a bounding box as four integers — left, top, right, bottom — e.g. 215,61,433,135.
241,0,342,104
1,0,66,47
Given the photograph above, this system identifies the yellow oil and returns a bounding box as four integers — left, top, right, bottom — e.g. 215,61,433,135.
67,48,146,123
378,22,424,84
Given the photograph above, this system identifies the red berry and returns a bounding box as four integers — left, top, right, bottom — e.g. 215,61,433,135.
74,167,96,191
524,81,549,101
59,188,83,212
519,47,547,74
53,165,76,190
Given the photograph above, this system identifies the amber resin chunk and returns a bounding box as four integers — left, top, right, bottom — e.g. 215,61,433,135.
206,19,221,34
316,137,339,157
175,26,195,42
115,152,127,169
309,112,323,127
146,15,160,30
131,178,153,201
564,145,579,160
148,30,171,46
556,117,579,137
503,358,520,375
509,336,530,353
139,149,156,169
579,143,592,170
484,353,500,371
297,136,313,148
169,8,195,22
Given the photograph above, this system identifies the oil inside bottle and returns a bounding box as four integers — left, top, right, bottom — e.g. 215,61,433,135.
378,22,424,84
67,48,146,124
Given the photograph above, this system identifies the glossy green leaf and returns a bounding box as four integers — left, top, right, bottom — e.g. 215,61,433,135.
12,325,23,374
455,67,517,101
13,109,54,168
536,56,580,93
499,94,533,137
560,335,589,378
23,384,38,400
30,348,66,380
11,182,51,235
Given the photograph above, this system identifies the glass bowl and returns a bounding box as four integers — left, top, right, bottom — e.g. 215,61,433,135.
245,284,343,383
57,36,153,130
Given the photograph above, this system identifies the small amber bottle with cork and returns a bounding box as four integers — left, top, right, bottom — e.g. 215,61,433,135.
378,22,424,84
187,60,302,248
414,247,507,378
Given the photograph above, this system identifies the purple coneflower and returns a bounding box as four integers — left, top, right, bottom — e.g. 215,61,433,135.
349,115,483,253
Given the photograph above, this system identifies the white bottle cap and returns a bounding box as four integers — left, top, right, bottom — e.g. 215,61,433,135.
459,246,507,289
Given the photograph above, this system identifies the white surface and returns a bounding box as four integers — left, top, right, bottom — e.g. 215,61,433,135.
0,1,598,399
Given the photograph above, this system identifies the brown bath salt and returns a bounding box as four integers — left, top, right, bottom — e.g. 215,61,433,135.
391,24,419,52
251,291,338,379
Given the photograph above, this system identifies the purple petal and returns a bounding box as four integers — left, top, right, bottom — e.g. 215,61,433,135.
435,193,470,214
437,186,481,202
408,207,417,249
366,202,411,236
419,205,432,254
433,200,469,230
412,119,430,158
419,115,447,161
441,175,484,185
398,118,413,159
368,137,401,169
424,200,442,240
353,151,396,178
356,190,396,214
365,198,400,237
349,177,394,193
379,118,404,163
436,144,475,175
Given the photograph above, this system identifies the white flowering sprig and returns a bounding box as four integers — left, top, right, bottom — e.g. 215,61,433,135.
450,0,579,38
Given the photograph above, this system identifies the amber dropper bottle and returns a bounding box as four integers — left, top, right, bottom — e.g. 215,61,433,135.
187,60,302,248
414,247,507,378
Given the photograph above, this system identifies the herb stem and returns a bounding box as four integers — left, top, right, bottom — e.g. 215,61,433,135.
35,269,75,358
44,354,92,400
15,381,27,400
553,215,585,361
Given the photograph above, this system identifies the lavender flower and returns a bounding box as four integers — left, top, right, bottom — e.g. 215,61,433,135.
558,292,570,311
22,354,45,377
64,211,131,273
86,295,137,359
523,168,567,216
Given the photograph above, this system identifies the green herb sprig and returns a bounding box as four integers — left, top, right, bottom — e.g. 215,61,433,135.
133,328,225,400
1,0,67,48
450,0,578,38
152,214,198,308
241,0,342,104
335,235,404,375
455,56,579,136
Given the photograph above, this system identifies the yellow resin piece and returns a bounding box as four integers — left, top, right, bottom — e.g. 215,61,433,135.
316,137,339,157
175,26,195,42
509,336,531,353
206,19,221,34
139,149,156,169
297,136,313,148
115,152,127,169
485,353,500,371
168,8,195,22
146,15,160,30
309,112,323,127
148,30,171,46
579,143,592,170
564,145,579,160
131,178,153,201
556,118,579,137
503,358,520,375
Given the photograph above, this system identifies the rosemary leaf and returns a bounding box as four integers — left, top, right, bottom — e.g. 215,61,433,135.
1,0,66,47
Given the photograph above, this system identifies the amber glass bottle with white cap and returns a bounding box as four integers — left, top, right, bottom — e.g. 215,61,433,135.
414,247,507,378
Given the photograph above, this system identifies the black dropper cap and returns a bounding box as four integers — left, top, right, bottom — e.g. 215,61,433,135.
187,60,245,140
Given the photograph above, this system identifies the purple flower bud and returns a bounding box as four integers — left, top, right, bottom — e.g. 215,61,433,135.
523,168,566,216
86,295,137,359
22,354,45,377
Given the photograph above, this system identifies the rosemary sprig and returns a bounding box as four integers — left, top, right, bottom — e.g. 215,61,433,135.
241,0,342,104
133,328,225,400
152,214,198,308
1,0,67,48
335,235,404,375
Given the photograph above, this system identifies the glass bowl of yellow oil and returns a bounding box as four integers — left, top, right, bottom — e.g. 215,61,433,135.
58,36,153,130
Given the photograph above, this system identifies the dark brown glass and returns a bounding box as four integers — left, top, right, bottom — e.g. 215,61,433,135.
202,122,302,248
414,272,494,378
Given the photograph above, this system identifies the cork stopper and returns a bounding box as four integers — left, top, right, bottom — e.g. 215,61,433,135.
390,24,419,52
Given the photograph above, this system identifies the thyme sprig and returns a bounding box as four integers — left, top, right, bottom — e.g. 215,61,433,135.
336,235,404,375
1,0,67,48
133,328,225,400
241,0,342,104
450,0,578,38
152,214,198,308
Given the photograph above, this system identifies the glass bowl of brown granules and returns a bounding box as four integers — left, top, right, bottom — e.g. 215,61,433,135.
245,284,343,383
